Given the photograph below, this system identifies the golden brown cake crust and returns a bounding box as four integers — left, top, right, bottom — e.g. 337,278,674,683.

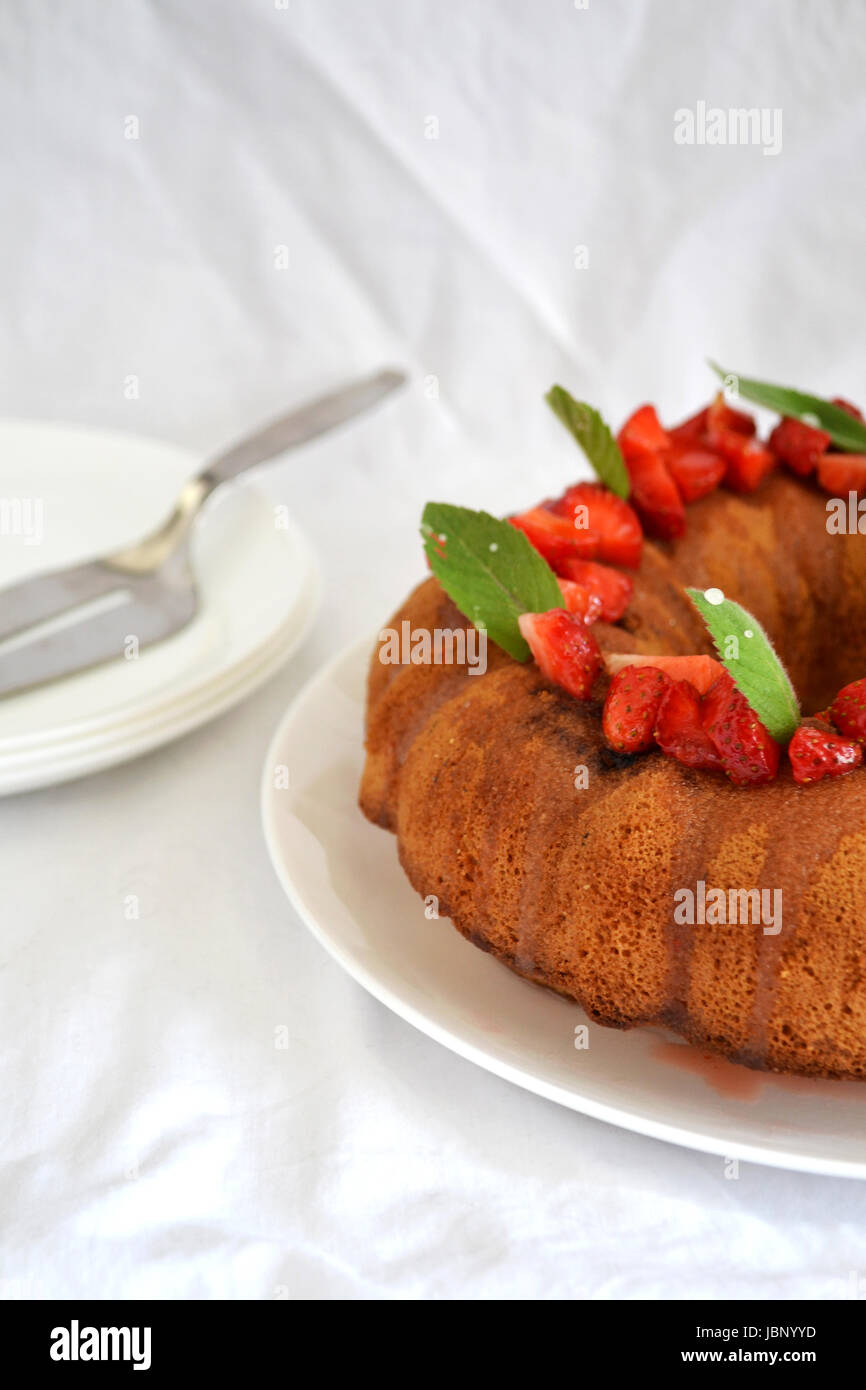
360,473,866,1080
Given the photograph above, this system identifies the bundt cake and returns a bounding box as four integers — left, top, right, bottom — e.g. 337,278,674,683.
359,387,866,1081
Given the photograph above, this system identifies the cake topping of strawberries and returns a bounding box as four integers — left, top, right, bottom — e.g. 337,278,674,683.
623,448,686,541
509,506,600,566
557,578,602,624
708,365,866,490
701,671,780,786
616,406,686,540
687,589,799,745
811,707,836,728
669,406,709,444
547,483,643,569
829,678,866,742
556,557,633,621
711,431,777,493
817,453,866,497
665,444,726,503
424,373,866,790
518,609,602,700
602,664,671,754
768,417,831,477
788,725,863,785
618,403,671,455
654,679,723,771
705,392,757,439
604,652,724,695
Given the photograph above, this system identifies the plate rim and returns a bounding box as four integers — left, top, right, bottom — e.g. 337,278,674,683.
261,636,866,1181
0,419,315,747
0,597,319,795
0,418,321,790
0,520,320,763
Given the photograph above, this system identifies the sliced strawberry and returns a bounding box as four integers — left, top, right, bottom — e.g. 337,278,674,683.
832,397,865,422
768,417,831,477
788,725,863,785
616,406,687,539
548,483,643,569
518,610,602,700
557,578,602,624
701,672,780,785
654,680,723,770
624,450,686,539
829,678,866,741
604,652,725,696
510,507,600,565
706,392,756,438
602,664,671,754
711,429,776,493
669,406,709,444
617,403,671,456
817,453,866,496
666,443,726,502
556,557,633,622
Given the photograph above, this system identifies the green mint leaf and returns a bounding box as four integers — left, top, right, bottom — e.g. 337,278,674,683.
545,385,630,498
709,362,866,454
421,502,564,661
687,587,800,742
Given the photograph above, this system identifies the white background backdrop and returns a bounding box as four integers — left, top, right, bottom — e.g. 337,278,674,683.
2,0,866,1299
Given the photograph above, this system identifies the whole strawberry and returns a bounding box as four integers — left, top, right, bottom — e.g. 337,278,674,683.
830,678,866,742
789,725,863,785
602,664,671,753
701,671,780,786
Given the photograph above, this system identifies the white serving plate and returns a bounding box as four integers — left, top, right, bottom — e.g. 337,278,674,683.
262,636,866,1179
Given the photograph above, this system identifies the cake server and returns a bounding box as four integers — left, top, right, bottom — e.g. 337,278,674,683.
0,369,405,697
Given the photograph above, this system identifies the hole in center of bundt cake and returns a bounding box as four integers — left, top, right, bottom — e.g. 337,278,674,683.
740,584,863,717
667,474,866,716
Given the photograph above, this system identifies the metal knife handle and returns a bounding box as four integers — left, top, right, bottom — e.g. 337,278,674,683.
200,368,405,489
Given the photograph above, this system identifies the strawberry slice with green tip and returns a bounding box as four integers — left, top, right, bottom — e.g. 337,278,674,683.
556,557,633,621
701,671,780,785
547,483,643,569
788,725,863,785
654,679,723,770
509,507,600,565
602,664,671,753
557,578,602,624
829,678,866,741
817,453,866,496
518,609,602,699
768,417,831,477
604,652,724,695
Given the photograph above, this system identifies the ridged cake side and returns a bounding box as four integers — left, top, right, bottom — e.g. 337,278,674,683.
360,474,866,1079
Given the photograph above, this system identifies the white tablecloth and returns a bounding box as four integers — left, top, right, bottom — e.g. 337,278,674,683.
2,0,866,1300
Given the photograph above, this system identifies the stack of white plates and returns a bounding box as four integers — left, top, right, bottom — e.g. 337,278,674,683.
0,422,319,794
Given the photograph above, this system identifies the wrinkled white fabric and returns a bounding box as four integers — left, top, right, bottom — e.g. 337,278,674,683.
1,0,866,1300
